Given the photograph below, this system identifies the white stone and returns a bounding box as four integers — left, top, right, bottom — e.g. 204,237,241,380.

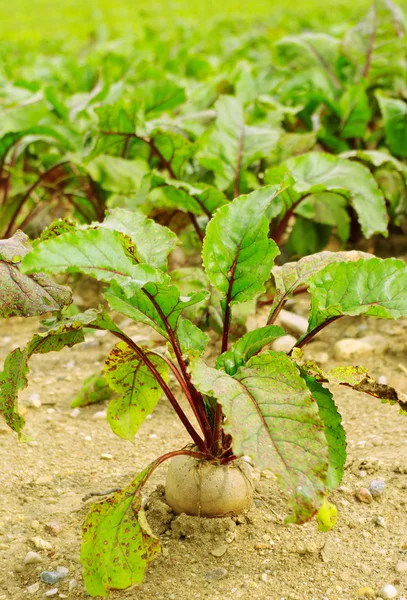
70,408,80,418
378,584,398,599
92,410,107,420
29,393,42,408
30,536,52,550
44,590,58,597
395,560,407,574
27,582,40,594
279,309,308,335
271,335,296,353
100,453,113,460
334,338,374,361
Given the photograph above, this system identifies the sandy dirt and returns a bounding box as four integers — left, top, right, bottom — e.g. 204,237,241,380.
1,295,407,600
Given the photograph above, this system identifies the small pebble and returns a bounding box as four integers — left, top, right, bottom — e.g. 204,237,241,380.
31,536,52,550
355,488,373,504
46,521,62,536
375,516,386,528
356,588,375,599
92,410,107,420
24,551,43,565
279,309,308,335
369,479,386,499
378,584,398,599
395,560,407,574
334,338,374,361
70,408,80,418
29,393,42,408
27,582,40,594
271,335,296,353
204,567,228,582
68,580,78,592
56,566,69,575
100,453,113,460
40,571,67,585
44,590,58,597
211,544,228,557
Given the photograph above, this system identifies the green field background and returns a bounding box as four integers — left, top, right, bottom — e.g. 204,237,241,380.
3,0,405,44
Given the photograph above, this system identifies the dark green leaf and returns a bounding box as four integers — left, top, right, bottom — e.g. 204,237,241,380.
301,374,346,490
377,94,407,159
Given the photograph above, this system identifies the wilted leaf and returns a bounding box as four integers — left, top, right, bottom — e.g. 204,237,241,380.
81,463,160,596
191,353,329,523
104,342,168,440
0,231,72,318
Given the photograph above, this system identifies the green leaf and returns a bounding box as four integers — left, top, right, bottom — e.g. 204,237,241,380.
104,342,168,440
216,325,286,376
137,80,186,117
316,497,338,532
99,208,178,270
150,129,194,179
85,155,149,193
91,101,144,158
191,353,329,524
71,372,113,408
0,100,49,137
377,94,407,159
294,193,350,242
0,231,72,318
137,172,226,216
268,250,371,321
21,228,165,293
301,374,346,490
198,95,280,191
202,186,280,308
265,153,388,239
306,257,407,335
104,281,208,339
339,83,371,139
81,463,160,596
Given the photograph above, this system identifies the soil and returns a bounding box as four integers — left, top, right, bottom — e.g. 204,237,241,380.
1,294,407,600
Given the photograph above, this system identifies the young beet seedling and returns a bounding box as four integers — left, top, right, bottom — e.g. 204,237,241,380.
1,186,407,596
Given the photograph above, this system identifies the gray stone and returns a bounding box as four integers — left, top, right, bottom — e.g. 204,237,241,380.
204,567,228,582
68,580,78,592
40,571,67,585
56,566,69,575
27,582,40,594
24,551,43,565
334,338,374,361
369,479,386,499
279,309,308,335
378,584,398,599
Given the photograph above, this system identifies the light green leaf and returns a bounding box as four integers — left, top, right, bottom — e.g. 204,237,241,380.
339,83,371,139
202,186,280,308
104,281,208,339
198,95,280,191
91,100,144,158
81,463,160,596
71,372,113,408
84,155,149,193
268,250,371,323
150,129,194,179
104,342,167,440
99,208,178,270
216,325,286,376
301,374,346,490
137,80,186,117
191,353,329,524
0,100,49,137
176,317,209,359
21,228,165,293
265,153,388,239
305,257,407,335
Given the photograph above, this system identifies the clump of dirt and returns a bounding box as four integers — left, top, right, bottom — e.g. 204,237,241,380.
1,300,407,600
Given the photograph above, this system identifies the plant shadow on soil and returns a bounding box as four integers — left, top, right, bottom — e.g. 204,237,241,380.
1,282,407,600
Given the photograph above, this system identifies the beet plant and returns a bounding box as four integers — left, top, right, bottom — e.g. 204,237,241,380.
1,186,407,596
